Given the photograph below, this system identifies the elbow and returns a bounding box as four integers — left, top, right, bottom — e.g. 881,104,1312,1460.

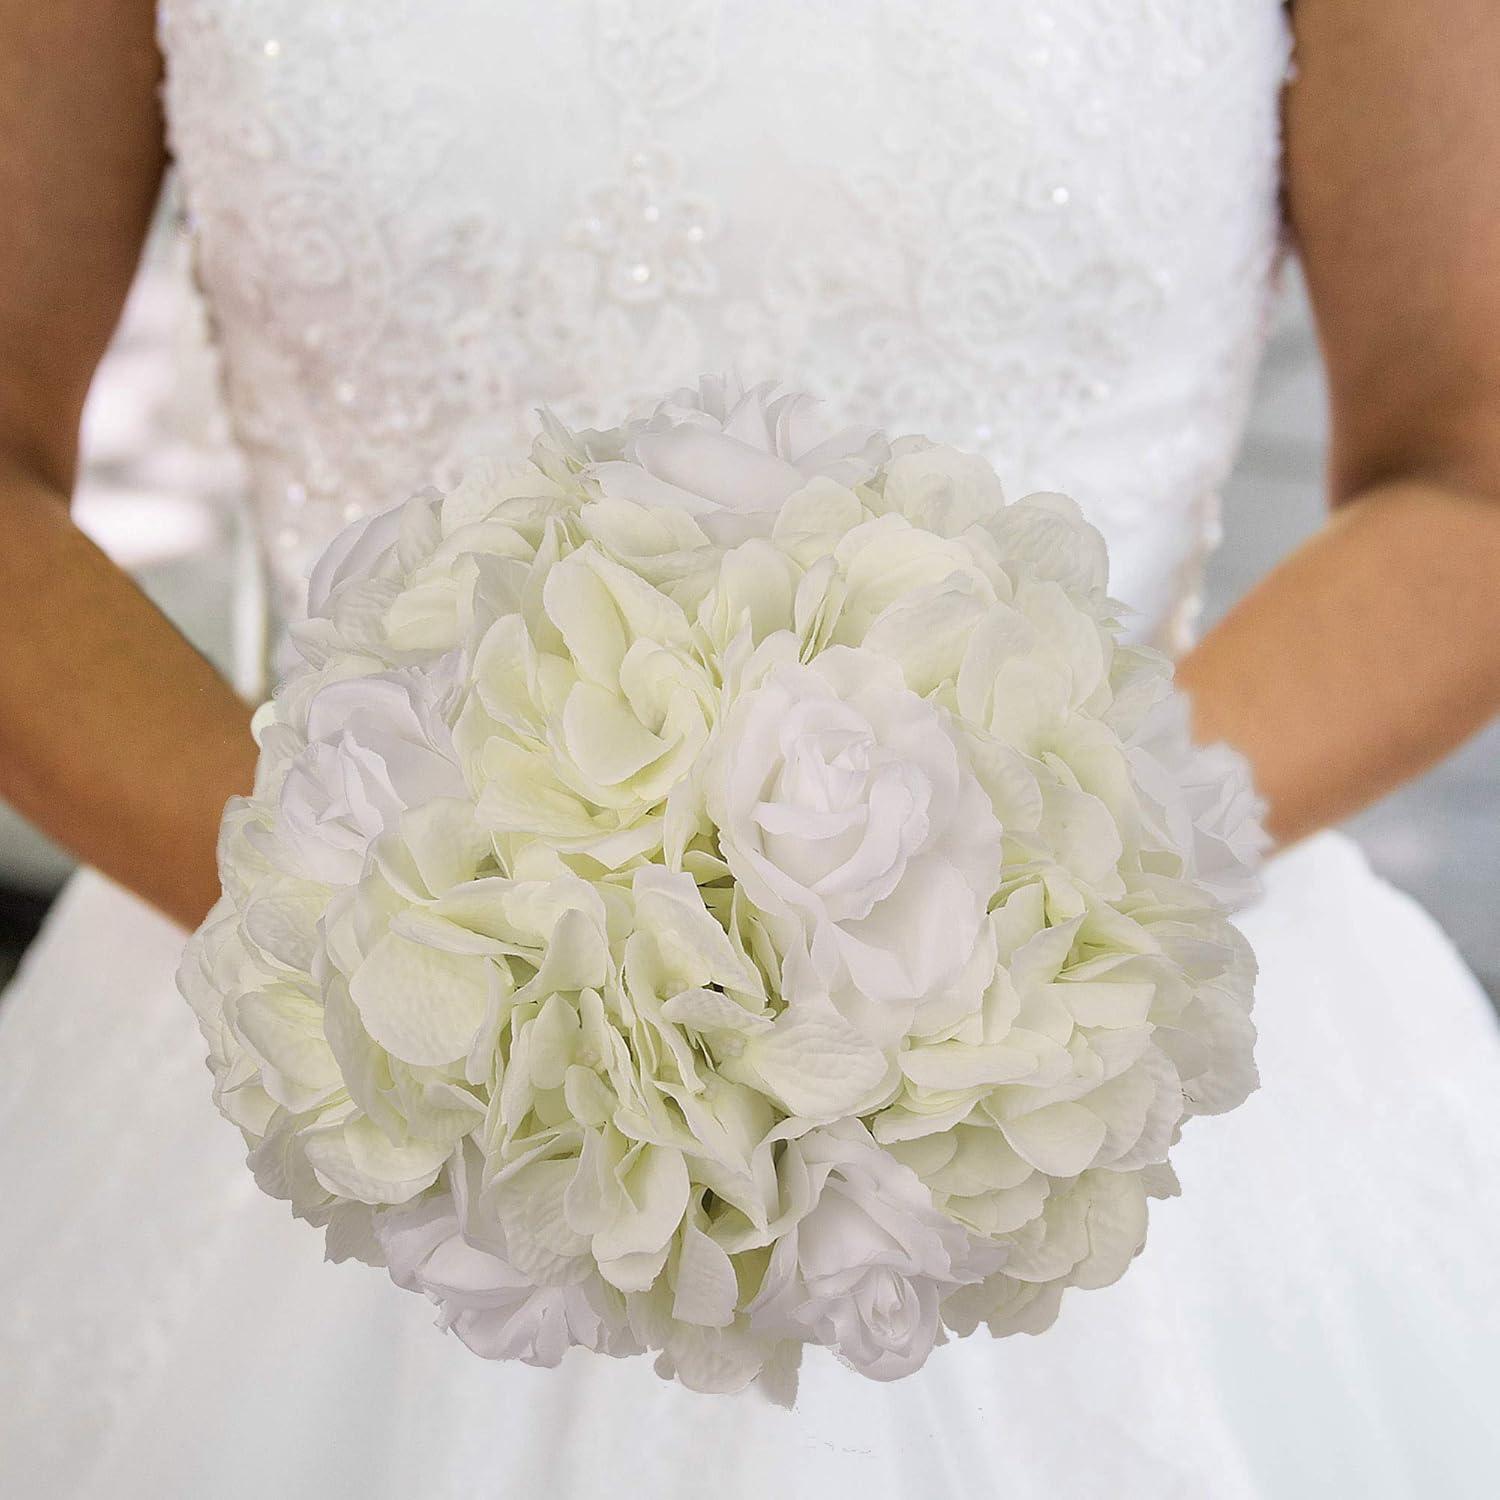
0,417,80,504
1329,387,1500,512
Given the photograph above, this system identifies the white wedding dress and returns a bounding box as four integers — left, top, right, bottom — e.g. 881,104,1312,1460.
3,3,1499,1496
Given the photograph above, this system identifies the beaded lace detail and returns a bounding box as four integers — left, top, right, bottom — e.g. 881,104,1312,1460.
157,0,1292,683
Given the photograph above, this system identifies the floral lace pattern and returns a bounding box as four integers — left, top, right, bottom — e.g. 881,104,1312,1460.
157,0,1292,686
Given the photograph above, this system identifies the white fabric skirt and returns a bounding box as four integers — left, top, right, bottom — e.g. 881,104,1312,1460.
2,830,1497,1500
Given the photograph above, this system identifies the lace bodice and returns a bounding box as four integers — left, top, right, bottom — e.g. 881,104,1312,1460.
158,0,1292,686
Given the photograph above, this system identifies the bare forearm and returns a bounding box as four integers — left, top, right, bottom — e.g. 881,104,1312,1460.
0,464,256,929
1177,479,1500,847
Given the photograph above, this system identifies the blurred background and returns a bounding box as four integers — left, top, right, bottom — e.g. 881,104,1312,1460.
0,191,1496,1001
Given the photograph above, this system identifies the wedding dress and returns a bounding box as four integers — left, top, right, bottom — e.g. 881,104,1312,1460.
3,3,1499,1496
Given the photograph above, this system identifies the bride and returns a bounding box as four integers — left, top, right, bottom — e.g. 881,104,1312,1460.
2,2,1498,1496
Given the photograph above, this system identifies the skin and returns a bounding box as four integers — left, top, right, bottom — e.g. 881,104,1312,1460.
0,2,1497,932
1177,1,1500,841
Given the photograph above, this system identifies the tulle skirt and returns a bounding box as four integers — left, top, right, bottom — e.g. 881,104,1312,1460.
2,830,1498,1500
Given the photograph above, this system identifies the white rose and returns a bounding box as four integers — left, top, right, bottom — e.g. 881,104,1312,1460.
587,374,889,544
745,1120,1002,1380
305,499,407,619
277,665,469,885
706,643,1002,1044
376,1151,635,1367
303,464,573,656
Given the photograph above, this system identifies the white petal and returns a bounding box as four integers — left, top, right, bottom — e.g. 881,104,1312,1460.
745,1002,893,1119
349,931,493,1066
999,1101,1107,1176
672,1223,739,1327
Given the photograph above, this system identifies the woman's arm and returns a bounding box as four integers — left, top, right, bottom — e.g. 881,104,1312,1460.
0,2,256,930
1176,0,1500,846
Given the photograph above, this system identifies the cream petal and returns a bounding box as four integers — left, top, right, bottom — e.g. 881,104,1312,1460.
562,681,670,787
230,984,342,1096
659,986,774,1036
349,931,493,1067
744,1002,894,1120
591,1143,691,1265
999,1101,1108,1177
671,1223,740,1328
304,1115,451,1206
898,1041,1041,1092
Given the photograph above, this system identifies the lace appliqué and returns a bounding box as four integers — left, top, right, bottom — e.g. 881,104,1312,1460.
158,0,1290,681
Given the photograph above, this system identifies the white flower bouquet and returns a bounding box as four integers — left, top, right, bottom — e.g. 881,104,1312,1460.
180,375,1266,1401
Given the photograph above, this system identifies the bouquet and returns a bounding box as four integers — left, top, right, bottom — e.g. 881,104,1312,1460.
180,374,1266,1402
